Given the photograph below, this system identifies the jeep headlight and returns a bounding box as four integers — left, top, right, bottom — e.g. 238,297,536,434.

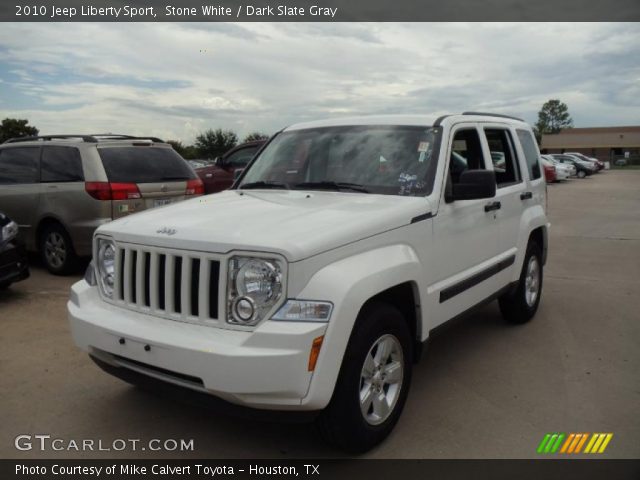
227,256,283,326
97,238,116,298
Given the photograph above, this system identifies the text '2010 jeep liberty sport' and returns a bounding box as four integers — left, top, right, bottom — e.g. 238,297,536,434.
68,113,549,452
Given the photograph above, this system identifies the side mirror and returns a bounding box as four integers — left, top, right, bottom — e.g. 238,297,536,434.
214,156,224,167
233,168,245,181
450,170,496,201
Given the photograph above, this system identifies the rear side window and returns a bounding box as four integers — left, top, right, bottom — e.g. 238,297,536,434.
41,146,84,182
484,128,521,187
516,129,541,180
0,147,40,184
98,147,196,183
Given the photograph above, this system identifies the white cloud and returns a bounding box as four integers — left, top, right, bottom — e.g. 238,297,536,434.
0,22,638,143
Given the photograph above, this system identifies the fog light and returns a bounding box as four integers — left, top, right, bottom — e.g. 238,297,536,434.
233,296,256,323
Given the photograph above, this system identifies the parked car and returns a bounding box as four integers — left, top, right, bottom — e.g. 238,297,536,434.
543,155,576,177
540,157,557,183
69,113,548,453
541,155,571,180
0,212,29,289
614,158,628,167
187,159,212,170
564,152,604,171
550,154,594,178
0,134,203,275
196,140,266,194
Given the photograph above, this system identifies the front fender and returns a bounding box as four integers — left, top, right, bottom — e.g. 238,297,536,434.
294,244,422,409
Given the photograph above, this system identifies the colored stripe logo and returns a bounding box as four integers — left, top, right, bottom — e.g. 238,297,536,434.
537,433,613,454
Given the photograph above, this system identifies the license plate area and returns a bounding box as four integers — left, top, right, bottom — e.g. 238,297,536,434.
154,198,173,208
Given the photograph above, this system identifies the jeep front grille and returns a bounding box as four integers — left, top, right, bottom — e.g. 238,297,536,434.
113,245,221,322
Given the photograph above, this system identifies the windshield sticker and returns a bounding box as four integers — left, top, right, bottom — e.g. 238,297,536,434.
418,141,429,152
398,172,418,195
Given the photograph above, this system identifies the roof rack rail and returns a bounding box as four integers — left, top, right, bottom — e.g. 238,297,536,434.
462,112,525,122
433,115,451,127
4,134,98,144
90,134,166,143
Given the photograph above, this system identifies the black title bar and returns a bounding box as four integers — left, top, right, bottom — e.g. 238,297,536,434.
3,459,640,480
2,0,640,22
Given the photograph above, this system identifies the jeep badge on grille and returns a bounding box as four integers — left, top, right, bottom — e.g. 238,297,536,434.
156,227,177,235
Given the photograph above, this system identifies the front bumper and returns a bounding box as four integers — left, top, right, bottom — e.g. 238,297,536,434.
68,280,328,410
0,241,30,286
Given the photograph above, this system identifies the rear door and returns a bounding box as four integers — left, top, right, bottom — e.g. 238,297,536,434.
97,145,198,218
0,146,41,245
480,125,526,270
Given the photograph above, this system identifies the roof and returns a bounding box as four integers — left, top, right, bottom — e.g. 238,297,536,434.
285,115,438,131
285,113,527,131
542,126,640,149
2,134,166,145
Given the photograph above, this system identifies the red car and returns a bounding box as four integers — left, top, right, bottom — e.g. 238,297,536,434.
541,157,557,183
196,140,266,194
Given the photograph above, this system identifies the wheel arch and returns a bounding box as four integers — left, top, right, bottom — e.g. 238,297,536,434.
36,215,71,247
297,244,424,409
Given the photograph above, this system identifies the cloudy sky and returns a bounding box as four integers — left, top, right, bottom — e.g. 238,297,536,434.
0,23,638,143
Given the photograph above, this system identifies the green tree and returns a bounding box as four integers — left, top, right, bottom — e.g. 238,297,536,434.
166,140,186,156
243,132,269,143
181,145,200,160
195,129,238,159
0,118,39,143
535,99,573,137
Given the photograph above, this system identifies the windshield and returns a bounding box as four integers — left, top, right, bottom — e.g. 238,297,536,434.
99,146,196,183
238,125,440,196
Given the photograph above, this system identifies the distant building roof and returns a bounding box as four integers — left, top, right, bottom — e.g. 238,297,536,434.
542,126,640,149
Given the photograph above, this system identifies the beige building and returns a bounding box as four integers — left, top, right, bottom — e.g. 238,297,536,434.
541,126,640,164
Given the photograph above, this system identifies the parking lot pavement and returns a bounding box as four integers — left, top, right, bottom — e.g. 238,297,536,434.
1,171,639,459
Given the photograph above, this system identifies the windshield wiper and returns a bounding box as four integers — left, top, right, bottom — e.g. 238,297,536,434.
293,181,369,193
239,181,289,190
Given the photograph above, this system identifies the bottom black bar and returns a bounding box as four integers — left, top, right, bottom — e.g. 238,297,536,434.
2,459,639,480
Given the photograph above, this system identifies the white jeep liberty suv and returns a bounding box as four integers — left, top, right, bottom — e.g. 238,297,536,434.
68,113,548,452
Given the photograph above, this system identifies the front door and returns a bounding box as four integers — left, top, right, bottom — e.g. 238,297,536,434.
430,124,501,326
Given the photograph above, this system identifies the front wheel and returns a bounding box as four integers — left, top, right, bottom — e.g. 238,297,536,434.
316,302,412,453
577,170,586,178
499,241,543,324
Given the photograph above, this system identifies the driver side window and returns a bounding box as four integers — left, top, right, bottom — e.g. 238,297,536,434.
449,128,485,185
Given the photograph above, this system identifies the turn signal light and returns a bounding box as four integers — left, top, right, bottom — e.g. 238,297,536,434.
308,336,324,372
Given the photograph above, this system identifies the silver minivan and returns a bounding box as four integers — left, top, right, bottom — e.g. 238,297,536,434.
0,134,203,274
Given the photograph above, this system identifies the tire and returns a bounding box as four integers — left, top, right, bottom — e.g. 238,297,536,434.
0,281,11,290
316,302,413,453
39,223,79,275
577,170,586,178
499,241,543,324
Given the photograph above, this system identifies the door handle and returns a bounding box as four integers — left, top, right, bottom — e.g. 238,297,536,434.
484,201,501,212
520,191,533,200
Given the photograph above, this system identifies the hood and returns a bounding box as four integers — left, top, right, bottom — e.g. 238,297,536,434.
98,190,432,261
